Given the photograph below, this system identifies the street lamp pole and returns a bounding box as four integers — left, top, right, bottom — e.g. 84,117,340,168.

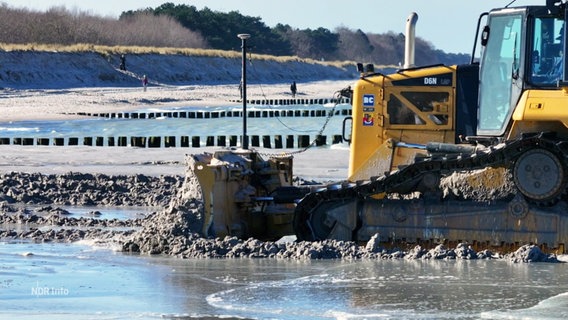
238,33,251,150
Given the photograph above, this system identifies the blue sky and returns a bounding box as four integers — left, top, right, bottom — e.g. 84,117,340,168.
3,0,540,54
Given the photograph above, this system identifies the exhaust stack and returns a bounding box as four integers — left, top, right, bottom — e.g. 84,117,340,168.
404,12,418,69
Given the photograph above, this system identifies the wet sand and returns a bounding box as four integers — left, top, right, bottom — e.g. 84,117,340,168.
0,145,349,180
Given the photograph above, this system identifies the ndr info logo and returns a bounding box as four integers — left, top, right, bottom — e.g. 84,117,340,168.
31,281,69,297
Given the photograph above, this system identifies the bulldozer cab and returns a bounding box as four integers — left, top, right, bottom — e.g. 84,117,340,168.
478,2,567,136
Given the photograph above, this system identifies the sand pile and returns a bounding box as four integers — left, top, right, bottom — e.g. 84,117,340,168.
0,171,182,206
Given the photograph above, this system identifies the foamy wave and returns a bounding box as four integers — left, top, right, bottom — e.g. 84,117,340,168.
75,239,123,252
0,127,39,132
481,292,568,319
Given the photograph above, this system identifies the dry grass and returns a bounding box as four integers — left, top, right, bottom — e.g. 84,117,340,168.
0,42,354,69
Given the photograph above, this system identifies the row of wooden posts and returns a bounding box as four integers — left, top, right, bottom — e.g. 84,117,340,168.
230,97,351,105
67,107,352,120
0,134,344,148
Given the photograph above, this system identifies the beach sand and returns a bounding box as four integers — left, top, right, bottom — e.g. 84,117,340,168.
0,80,354,122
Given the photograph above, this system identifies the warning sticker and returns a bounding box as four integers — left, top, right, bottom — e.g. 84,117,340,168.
363,113,374,126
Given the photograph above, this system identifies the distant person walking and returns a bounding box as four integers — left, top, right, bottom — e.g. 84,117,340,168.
290,81,297,98
119,54,126,71
142,75,148,91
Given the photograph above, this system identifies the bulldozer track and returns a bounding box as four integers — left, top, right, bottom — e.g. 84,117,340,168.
294,132,568,241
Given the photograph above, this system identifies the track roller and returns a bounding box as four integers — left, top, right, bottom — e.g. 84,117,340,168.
513,148,566,204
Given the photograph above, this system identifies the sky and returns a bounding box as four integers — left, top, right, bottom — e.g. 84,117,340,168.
1,0,542,54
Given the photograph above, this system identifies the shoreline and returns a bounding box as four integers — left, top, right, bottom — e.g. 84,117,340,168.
0,80,353,180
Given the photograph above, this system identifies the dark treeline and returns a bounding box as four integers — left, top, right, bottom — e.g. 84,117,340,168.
0,2,469,66
122,3,470,66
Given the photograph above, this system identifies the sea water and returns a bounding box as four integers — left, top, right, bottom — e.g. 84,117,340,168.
0,103,350,141
8,204,154,221
1,241,568,319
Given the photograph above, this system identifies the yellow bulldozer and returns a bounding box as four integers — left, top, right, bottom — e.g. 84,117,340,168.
189,0,568,253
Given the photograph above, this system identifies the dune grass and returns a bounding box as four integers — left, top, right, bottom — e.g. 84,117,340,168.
0,42,355,69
